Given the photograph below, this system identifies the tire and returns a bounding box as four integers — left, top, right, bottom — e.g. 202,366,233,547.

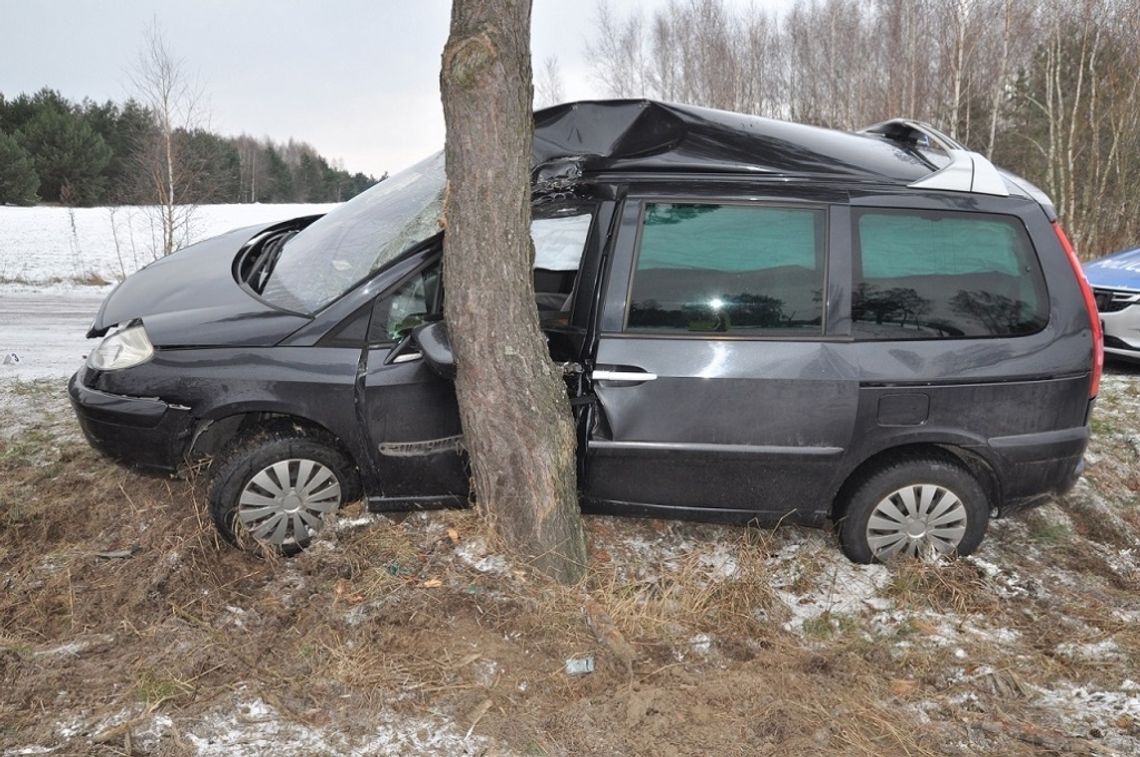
209,431,359,555
837,456,989,564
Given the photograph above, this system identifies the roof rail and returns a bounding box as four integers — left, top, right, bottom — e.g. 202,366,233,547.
860,119,964,152
858,119,1009,197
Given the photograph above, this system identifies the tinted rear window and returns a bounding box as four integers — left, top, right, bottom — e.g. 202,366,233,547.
627,203,826,336
853,209,1048,339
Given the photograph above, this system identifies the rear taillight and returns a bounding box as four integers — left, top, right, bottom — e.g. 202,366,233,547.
1054,222,1102,398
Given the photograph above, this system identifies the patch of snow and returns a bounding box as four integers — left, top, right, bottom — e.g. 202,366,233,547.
335,515,380,532
473,659,499,688
1055,638,1123,661
133,714,174,752
1033,682,1140,750
222,606,248,629
31,637,109,659
186,696,487,756
621,535,692,577
1105,548,1138,577
868,607,1020,649
455,538,510,576
966,555,1039,599
1114,608,1140,623
769,542,890,633
689,633,713,656
698,545,739,580
53,715,84,739
863,596,893,612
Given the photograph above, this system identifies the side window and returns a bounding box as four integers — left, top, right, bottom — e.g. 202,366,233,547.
532,207,593,317
852,209,1048,339
368,264,440,343
626,202,826,336
365,205,593,344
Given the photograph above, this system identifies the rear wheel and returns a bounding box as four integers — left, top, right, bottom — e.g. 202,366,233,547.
209,432,358,554
838,456,989,564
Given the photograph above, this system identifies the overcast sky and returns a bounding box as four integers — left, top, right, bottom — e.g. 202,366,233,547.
0,1,795,177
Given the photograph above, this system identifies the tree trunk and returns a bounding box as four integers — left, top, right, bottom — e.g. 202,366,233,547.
439,0,587,584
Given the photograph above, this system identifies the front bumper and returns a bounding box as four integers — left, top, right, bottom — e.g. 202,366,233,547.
68,369,194,474
1096,291,1140,360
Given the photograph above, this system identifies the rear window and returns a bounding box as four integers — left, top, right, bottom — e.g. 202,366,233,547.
852,209,1048,339
627,203,826,336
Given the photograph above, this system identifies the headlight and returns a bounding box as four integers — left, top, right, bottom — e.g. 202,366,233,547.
87,322,154,371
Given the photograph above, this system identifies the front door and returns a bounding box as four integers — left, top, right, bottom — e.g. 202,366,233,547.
359,202,604,507
361,259,469,507
583,197,858,523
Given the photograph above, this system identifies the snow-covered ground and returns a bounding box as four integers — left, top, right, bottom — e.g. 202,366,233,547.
0,203,337,382
0,203,336,286
0,286,108,381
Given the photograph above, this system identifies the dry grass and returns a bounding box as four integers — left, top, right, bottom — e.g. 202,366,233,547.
3,371,1140,754
0,271,110,287
885,557,999,616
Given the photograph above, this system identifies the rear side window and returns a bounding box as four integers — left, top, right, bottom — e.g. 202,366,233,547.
627,203,826,336
852,209,1048,339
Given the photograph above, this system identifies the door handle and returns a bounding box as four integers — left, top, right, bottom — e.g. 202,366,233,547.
591,370,658,382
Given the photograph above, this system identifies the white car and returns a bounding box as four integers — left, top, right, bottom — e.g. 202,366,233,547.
1085,246,1140,361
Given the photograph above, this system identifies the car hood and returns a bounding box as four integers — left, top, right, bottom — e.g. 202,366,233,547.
88,223,311,347
1084,247,1140,292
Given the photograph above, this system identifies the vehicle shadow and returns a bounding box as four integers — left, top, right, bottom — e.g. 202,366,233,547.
1104,356,1140,377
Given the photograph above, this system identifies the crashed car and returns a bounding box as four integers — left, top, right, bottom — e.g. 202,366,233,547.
70,100,1101,563
1084,246,1140,362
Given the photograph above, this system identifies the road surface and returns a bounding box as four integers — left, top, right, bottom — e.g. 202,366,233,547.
0,287,108,381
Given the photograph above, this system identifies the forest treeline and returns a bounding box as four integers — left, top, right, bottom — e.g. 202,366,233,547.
0,88,380,207
590,0,1140,257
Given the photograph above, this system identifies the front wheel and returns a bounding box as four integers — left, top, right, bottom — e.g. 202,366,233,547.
838,457,989,564
209,432,358,554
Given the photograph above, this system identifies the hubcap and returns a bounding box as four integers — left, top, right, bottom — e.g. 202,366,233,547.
865,483,968,560
237,458,342,546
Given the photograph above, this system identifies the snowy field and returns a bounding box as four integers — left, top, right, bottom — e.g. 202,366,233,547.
0,203,337,381
0,203,336,286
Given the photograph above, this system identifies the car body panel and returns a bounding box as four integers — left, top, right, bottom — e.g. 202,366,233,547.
87,222,312,347
1084,247,1140,360
360,344,468,505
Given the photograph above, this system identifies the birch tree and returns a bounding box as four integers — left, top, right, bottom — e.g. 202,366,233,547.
131,22,206,257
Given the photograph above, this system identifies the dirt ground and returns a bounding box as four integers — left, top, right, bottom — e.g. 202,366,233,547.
1,363,1138,756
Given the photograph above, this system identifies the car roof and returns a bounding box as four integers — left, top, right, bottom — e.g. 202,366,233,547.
533,100,941,186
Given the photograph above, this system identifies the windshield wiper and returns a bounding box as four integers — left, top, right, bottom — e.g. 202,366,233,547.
248,230,298,293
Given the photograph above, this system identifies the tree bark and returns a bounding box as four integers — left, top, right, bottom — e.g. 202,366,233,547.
439,0,587,584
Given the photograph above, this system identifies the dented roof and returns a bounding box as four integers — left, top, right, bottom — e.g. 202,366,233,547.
532,100,937,184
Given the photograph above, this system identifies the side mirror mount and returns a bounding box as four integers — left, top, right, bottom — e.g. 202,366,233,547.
412,321,456,379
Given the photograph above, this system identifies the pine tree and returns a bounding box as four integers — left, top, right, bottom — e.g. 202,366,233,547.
16,107,112,204
0,129,39,205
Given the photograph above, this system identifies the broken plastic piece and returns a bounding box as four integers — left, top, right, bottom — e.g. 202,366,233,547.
564,656,595,675
908,149,1009,197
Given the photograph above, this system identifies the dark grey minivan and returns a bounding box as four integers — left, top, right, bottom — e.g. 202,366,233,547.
69,101,1103,563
